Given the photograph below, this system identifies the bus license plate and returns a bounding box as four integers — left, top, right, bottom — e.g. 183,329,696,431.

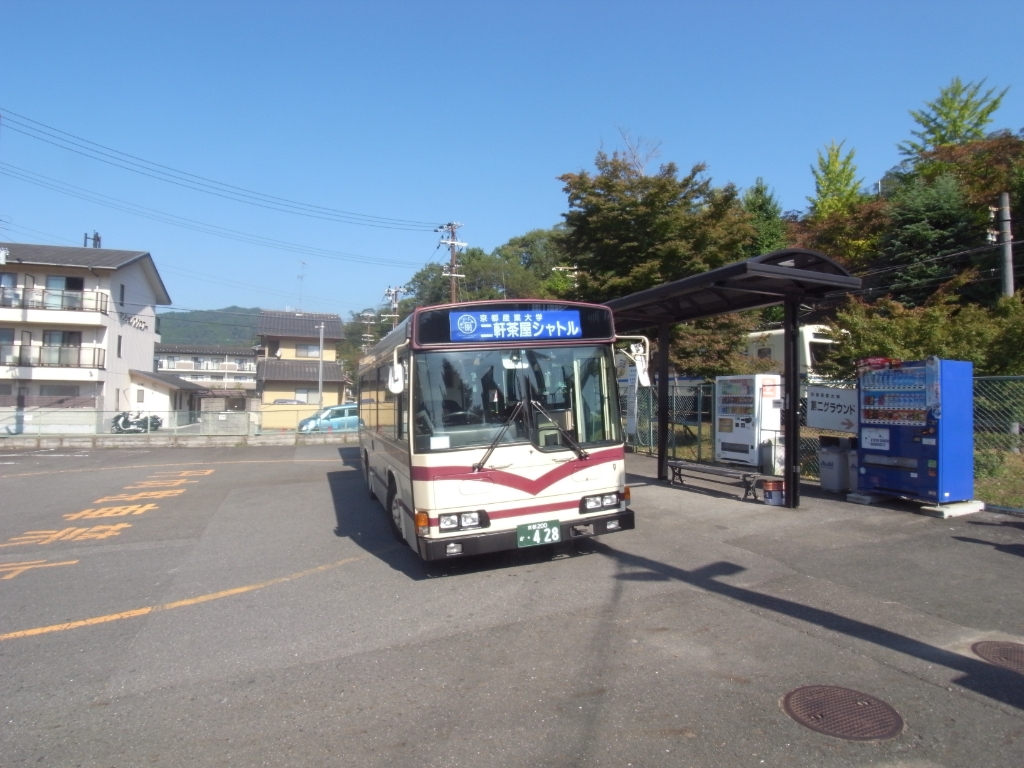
517,520,561,547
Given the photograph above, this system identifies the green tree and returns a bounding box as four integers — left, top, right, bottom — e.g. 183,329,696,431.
899,77,1009,157
807,141,864,219
821,289,1024,378
741,178,789,257
557,150,753,303
872,174,985,305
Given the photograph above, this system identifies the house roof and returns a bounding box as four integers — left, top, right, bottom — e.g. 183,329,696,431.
0,242,172,305
257,310,345,340
257,359,349,383
155,343,257,356
130,370,210,391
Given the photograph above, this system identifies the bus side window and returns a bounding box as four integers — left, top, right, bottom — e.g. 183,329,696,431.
378,365,396,440
359,370,377,431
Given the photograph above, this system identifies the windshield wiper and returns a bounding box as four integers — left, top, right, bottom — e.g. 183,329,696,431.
473,399,525,472
531,400,589,461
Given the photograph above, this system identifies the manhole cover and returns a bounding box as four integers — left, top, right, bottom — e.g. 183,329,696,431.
972,641,1024,674
783,685,903,741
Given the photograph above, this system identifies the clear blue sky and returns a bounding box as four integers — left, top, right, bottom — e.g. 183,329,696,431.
2,1,1022,320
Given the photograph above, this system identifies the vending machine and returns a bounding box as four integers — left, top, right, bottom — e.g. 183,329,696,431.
857,357,973,503
715,374,782,467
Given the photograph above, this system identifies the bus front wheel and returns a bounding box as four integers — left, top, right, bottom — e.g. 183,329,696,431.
364,451,376,500
385,479,407,546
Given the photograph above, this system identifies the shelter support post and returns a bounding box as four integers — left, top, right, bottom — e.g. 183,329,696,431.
657,323,670,482
783,300,801,508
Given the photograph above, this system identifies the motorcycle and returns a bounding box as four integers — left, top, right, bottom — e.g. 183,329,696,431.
110,412,162,433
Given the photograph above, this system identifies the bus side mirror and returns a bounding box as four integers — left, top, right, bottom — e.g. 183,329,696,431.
632,343,651,388
387,364,405,394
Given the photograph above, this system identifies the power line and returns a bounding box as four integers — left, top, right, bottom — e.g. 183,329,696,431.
0,162,426,268
0,108,438,231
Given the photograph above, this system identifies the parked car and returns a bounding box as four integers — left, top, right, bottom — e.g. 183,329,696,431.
271,398,305,404
298,404,360,433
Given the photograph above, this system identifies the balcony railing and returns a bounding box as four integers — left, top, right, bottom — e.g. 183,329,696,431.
0,345,106,368
157,360,257,372
0,287,109,313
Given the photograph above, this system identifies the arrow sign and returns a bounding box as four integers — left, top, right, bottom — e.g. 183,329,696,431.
806,386,859,433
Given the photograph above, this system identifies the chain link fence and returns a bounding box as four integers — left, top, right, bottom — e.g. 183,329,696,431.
620,376,1024,494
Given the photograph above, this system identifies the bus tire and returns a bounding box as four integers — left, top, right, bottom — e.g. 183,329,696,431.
385,477,407,546
364,451,376,500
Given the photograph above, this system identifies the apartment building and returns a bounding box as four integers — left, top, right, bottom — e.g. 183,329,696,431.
255,310,348,406
154,343,258,390
0,242,170,411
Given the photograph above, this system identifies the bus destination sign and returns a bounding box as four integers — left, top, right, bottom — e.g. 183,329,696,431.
450,310,583,342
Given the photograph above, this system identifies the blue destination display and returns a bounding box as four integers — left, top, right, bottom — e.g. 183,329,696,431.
449,309,583,342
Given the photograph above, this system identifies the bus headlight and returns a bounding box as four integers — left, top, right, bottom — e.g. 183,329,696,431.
581,493,621,513
460,512,480,529
439,514,460,530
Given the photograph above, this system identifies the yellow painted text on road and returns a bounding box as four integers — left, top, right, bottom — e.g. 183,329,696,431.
93,489,185,503
64,504,159,520
0,524,132,547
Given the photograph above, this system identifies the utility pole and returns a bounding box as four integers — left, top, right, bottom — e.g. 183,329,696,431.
297,261,307,310
359,311,377,353
435,222,466,304
83,231,101,248
382,286,404,330
999,192,1014,297
317,322,324,408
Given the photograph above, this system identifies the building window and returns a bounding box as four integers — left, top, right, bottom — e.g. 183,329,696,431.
43,330,82,347
137,388,145,403
294,388,310,403
41,385,80,397
117,335,123,357
296,344,320,358
119,284,125,307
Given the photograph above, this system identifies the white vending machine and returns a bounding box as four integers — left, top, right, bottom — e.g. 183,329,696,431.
714,374,782,467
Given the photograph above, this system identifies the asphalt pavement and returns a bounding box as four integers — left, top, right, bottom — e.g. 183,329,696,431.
1,445,1022,767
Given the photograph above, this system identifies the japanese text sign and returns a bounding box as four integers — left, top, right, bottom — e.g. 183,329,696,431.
449,310,582,342
806,386,859,433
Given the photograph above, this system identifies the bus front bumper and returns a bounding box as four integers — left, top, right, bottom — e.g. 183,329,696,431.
416,509,635,560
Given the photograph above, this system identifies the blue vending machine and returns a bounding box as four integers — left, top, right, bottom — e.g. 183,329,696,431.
857,357,974,504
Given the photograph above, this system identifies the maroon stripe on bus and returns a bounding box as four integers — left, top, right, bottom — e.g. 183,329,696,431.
410,446,624,496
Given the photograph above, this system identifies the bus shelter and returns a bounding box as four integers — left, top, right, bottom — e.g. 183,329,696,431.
606,249,861,508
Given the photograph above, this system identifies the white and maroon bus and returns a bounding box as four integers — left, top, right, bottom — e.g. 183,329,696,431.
358,300,648,560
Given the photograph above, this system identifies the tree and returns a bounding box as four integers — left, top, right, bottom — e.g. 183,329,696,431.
403,246,547,308
558,147,756,377
557,150,754,303
872,175,986,305
490,227,568,297
741,178,789,257
899,77,1009,157
807,141,864,219
820,288,1024,379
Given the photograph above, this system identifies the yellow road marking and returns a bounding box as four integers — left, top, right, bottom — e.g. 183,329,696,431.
0,554,367,641
0,459,344,480
0,559,79,579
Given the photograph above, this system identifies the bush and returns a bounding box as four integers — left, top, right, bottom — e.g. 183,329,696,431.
974,449,1007,479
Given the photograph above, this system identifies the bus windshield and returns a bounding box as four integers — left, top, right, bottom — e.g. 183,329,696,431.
412,345,621,453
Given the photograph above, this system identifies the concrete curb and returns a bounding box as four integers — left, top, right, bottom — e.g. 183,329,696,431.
0,432,360,450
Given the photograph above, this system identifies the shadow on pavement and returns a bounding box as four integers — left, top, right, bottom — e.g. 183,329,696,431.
591,540,1024,711
951,535,1024,560
328,447,600,579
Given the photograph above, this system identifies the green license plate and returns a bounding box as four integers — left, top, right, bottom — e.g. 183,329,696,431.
517,520,562,547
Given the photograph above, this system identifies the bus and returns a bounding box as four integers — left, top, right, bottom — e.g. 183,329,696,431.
358,300,647,560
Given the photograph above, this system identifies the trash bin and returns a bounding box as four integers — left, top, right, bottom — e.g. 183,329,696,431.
818,446,850,492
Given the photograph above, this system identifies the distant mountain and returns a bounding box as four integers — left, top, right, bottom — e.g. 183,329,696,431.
157,306,262,345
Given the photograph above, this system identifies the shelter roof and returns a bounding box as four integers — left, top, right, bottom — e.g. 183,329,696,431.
606,249,860,333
